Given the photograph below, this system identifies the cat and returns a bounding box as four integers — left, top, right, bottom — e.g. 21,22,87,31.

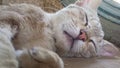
0,0,119,68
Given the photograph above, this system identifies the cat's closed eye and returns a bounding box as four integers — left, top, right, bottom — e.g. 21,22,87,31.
89,39,97,52
85,13,88,26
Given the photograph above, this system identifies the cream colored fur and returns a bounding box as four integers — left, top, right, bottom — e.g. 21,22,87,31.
0,24,18,68
16,47,63,68
0,0,119,68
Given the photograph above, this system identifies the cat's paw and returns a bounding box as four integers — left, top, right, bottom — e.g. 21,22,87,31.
16,48,64,68
29,47,64,68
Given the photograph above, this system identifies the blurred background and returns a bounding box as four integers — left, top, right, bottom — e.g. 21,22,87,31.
0,0,120,47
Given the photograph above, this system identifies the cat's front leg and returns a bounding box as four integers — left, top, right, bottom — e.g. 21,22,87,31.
16,47,64,68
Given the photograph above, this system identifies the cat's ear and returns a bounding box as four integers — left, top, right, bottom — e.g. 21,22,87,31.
75,0,102,10
75,0,89,6
98,40,119,57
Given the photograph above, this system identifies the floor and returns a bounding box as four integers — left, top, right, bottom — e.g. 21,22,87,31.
64,56,120,68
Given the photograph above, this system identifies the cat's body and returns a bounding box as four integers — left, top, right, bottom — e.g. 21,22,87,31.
0,0,119,68
0,4,54,50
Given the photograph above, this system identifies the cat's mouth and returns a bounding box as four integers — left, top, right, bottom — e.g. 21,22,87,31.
64,29,87,49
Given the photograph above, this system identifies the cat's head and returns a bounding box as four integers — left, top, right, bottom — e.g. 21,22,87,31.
51,0,119,57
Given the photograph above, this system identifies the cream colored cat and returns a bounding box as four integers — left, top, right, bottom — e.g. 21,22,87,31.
0,0,119,68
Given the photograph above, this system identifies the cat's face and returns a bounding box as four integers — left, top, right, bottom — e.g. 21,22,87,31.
52,0,119,57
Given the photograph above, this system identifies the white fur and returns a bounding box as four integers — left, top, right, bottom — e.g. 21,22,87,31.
0,0,118,68
0,24,18,68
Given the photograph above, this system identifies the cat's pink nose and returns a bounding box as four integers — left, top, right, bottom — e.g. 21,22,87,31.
79,30,87,41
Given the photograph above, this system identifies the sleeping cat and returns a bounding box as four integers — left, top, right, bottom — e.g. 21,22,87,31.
0,0,119,68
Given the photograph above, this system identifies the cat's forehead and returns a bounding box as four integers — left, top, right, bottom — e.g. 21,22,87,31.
66,4,98,16
65,4,95,19
65,4,99,23
66,4,85,13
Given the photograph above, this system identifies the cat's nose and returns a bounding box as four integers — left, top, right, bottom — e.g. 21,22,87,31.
79,29,87,41
78,29,87,41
